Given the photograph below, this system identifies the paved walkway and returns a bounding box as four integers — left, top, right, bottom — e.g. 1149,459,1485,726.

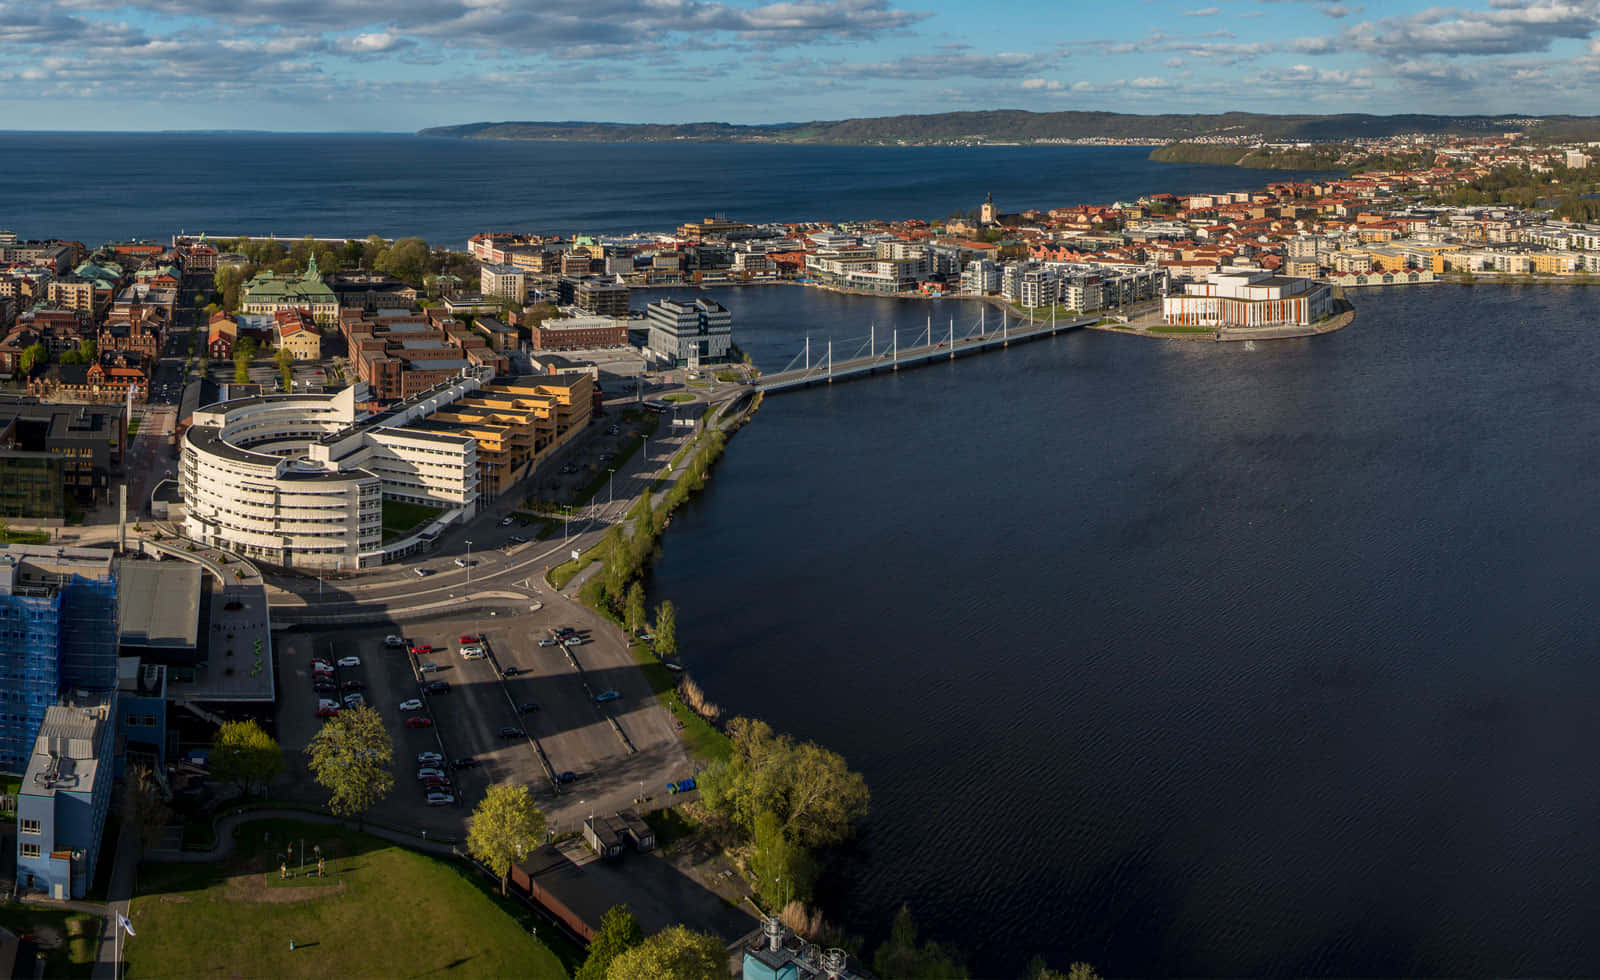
144,808,459,864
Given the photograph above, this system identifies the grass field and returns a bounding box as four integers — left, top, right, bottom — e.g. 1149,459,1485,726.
380,499,442,543
126,819,573,980
0,529,51,545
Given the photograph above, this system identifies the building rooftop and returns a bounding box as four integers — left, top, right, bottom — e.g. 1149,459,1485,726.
166,582,274,703
22,695,111,800
116,559,201,651
0,544,115,599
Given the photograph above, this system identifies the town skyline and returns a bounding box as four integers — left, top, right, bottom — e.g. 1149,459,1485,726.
3,0,1600,131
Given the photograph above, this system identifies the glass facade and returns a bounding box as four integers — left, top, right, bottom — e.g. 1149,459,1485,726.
0,455,65,520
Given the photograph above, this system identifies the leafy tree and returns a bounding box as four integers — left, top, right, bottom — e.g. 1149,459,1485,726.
58,349,85,366
234,357,249,384
700,717,869,849
576,905,643,980
78,338,96,363
375,236,432,284
211,719,284,796
750,809,816,909
1025,958,1102,980
361,234,389,270
18,343,47,374
122,763,172,851
275,345,295,389
466,783,546,895
341,238,366,268
872,905,967,980
304,705,393,821
654,600,677,658
624,582,647,635
604,925,725,980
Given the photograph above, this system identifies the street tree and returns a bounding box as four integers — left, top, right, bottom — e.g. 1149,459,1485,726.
275,346,294,390
209,719,284,796
624,582,647,635
304,705,393,821
604,925,725,980
654,600,677,658
872,905,967,980
122,764,172,851
576,905,643,980
466,783,546,895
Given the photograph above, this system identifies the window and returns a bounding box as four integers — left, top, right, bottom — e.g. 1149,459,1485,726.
141,714,157,727
20,843,40,859
20,819,40,835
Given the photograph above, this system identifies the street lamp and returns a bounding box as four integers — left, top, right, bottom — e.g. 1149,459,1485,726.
607,469,616,507
465,539,473,586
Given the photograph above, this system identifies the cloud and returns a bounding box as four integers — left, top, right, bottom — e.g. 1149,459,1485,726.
1294,0,1600,57
777,48,1066,80
1181,6,1221,14
1019,77,1064,90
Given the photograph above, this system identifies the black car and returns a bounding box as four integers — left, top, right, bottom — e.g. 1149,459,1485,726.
517,518,530,527
425,680,451,694
518,701,540,713
450,757,480,770
498,727,525,739
502,666,523,677
340,680,364,691
555,770,579,784
313,681,337,693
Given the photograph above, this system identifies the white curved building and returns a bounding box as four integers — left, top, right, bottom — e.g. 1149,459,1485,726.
181,377,483,571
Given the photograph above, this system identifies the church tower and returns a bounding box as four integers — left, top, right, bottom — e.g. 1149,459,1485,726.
980,192,997,226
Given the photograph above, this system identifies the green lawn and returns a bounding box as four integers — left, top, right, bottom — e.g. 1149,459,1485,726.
626,641,731,764
663,392,697,403
0,529,51,545
126,819,571,980
380,499,442,542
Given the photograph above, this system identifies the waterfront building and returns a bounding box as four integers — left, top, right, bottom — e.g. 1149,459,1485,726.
240,256,339,325
571,278,630,318
411,375,593,499
16,692,117,899
1161,268,1334,328
0,545,120,774
960,259,1001,294
645,298,732,367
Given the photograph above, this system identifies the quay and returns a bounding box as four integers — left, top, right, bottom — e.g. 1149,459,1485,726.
757,312,1095,393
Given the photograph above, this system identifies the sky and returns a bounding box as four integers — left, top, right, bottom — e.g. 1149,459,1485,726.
2,0,1599,131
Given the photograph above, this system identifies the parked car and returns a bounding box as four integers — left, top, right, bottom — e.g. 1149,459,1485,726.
422,776,451,790
337,656,360,668
409,644,433,656
313,680,337,693
450,757,480,770
415,568,434,578
509,535,528,544
425,680,451,694
311,660,333,673
453,558,471,568
498,727,525,739
416,768,445,780
342,693,365,708
418,662,441,673
315,704,339,719
425,793,455,806
417,752,443,765
340,680,364,691
499,517,513,526
399,698,423,711
405,716,433,729
385,634,406,648
518,701,540,713
502,666,523,677
459,644,486,660
459,634,479,644
555,770,579,785
537,638,560,647
595,690,621,703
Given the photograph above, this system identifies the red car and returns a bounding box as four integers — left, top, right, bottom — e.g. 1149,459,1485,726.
404,716,433,729
459,634,479,644
409,644,433,656
316,706,339,719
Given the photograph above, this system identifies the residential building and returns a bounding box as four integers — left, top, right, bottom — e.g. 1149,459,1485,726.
409,374,594,499
343,313,508,402
571,279,630,318
0,545,120,774
645,298,733,367
16,693,117,899
481,264,528,304
207,312,237,359
960,259,1001,294
273,310,322,361
240,257,339,325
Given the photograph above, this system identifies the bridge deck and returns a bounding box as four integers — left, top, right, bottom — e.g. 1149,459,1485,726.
756,316,1094,393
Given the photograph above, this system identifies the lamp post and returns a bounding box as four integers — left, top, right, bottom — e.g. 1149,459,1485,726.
607,469,616,507
465,540,473,586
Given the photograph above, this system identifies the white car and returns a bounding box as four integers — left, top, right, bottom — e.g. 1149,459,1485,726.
499,517,513,526
417,752,443,765
337,656,361,668
342,693,365,708
384,635,406,648
311,660,333,673
399,698,423,711
416,768,446,780
425,793,455,806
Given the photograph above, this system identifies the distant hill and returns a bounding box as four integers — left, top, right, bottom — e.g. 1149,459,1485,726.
418,111,1600,145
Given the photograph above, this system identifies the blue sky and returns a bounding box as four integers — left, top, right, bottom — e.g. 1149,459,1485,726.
2,0,1598,130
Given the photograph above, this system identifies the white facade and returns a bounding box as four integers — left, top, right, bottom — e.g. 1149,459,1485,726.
1161,268,1334,327
645,298,733,367
181,377,486,571
480,264,528,303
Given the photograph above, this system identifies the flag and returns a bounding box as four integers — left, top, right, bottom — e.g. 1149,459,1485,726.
117,914,136,937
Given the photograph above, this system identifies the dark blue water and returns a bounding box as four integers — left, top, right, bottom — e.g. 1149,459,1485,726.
0,133,1335,246
650,282,1600,978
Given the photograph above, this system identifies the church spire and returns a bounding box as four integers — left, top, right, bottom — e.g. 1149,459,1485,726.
306,252,320,278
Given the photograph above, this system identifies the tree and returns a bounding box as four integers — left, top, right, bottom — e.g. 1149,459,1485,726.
699,717,870,850
18,343,47,374
304,705,393,821
234,356,249,384
872,906,967,980
624,583,647,635
750,808,815,909
122,764,172,851
375,237,432,284
576,905,643,980
1025,958,1101,980
78,338,96,363
361,234,389,271
275,345,295,390
211,719,284,796
466,783,546,895
654,600,677,659
604,925,724,980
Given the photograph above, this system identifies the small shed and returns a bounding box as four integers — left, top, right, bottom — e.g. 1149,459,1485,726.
582,815,625,860
617,809,655,852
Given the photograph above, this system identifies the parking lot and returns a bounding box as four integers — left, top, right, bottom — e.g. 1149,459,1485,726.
275,602,693,832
